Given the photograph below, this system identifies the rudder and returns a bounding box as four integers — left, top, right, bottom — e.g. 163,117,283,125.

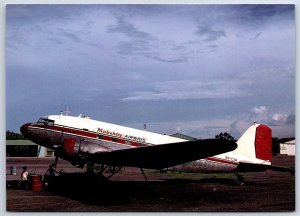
255,124,272,160
236,123,272,161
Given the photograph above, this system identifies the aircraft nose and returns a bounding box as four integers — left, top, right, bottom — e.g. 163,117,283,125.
20,123,30,137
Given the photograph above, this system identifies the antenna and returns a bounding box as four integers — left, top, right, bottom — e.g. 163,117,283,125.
60,107,70,116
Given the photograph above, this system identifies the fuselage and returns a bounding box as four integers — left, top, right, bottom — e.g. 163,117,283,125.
20,115,269,172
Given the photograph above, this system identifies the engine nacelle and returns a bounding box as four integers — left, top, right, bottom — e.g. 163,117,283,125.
62,138,105,157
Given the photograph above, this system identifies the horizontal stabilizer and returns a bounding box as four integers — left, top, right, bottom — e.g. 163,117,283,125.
236,162,295,175
92,139,237,169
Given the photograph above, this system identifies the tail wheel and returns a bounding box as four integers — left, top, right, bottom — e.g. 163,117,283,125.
234,172,245,185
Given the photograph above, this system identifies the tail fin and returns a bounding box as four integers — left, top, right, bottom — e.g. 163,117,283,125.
235,123,272,161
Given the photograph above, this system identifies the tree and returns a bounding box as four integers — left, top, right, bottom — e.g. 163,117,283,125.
6,130,27,140
215,132,235,141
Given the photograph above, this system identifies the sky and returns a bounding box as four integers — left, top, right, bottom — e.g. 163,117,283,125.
6,4,295,139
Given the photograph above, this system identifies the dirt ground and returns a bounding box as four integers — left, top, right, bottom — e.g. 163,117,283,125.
6,156,295,212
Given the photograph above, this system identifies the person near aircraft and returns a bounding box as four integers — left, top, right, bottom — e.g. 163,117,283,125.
19,166,29,189
45,163,57,176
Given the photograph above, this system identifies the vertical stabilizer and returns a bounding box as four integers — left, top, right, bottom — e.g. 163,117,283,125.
236,123,272,161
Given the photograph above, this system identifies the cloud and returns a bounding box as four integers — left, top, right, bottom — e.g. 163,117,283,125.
195,24,226,42
55,28,102,49
250,106,274,124
47,37,64,45
144,52,187,63
250,32,262,40
6,4,295,139
106,15,157,41
268,112,295,137
58,28,83,43
229,120,250,139
229,4,295,29
269,113,295,126
272,113,287,122
134,119,234,139
230,106,294,139
251,106,267,115
107,16,189,63
115,39,188,63
121,79,251,101
251,106,295,128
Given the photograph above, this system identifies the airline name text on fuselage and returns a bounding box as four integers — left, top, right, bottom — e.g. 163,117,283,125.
97,127,146,143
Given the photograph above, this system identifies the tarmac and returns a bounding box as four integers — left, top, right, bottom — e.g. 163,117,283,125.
6,156,295,212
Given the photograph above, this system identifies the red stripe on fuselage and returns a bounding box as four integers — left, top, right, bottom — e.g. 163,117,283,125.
30,124,149,147
205,157,239,166
63,127,98,139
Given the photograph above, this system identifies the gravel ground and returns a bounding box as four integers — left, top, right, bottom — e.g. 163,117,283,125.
6,155,295,212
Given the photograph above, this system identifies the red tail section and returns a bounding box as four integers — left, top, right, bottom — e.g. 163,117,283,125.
255,125,272,160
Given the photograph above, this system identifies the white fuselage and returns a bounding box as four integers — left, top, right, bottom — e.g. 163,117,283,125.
47,115,186,145
32,115,270,172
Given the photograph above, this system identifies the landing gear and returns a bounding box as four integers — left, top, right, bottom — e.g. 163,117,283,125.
91,164,123,181
140,168,148,181
106,166,123,180
54,155,59,167
234,172,245,185
83,162,106,183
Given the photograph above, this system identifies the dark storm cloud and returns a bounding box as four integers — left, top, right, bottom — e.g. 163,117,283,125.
229,4,295,27
236,4,294,19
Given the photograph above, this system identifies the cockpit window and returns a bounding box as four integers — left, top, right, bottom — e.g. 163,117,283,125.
37,118,54,126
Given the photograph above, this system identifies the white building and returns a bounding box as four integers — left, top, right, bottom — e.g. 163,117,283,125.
280,140,295,156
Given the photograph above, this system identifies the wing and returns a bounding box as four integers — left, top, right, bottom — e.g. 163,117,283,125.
236,162,295,174
90,139,237,169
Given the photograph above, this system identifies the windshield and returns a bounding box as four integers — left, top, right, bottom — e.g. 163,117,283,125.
37,118,54,126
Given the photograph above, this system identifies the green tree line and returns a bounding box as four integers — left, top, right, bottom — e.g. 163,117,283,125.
6,130,27,140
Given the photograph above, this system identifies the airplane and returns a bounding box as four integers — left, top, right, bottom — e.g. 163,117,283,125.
20,113,294,184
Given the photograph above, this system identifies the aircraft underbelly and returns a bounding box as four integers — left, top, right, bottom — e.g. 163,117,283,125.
170,158,237,173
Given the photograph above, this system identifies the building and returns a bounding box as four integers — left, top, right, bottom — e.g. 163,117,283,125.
170,133,198,141
6,140,54,157
280,139,295,156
